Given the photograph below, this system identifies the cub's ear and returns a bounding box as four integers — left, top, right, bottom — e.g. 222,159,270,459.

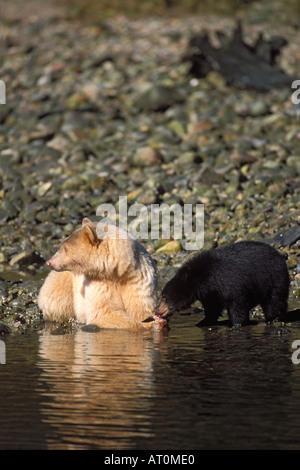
82,217,92,227
178,265,190,283
82,225,99,245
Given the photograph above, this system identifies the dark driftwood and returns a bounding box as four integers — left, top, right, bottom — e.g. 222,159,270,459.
185,22,294,91
264,225,300,247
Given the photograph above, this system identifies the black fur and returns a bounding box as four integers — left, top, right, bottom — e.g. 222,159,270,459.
157,241,290,327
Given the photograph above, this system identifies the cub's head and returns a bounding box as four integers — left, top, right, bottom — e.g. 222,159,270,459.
156,265,192,318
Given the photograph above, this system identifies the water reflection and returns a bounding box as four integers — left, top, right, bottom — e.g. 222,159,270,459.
37,318,300,450
38,325,168,449
146,318,300,450
2,313,300,449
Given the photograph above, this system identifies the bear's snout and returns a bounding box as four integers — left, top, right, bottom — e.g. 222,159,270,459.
155,297,171,318
46,256,61,271
46,259,54,269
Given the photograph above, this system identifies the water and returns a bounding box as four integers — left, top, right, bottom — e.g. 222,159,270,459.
1,312,300,450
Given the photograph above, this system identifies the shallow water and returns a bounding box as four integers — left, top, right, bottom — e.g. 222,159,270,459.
1,313,300,450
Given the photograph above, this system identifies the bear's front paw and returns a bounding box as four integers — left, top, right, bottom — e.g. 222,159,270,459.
151,315,168,330
142,315,168,330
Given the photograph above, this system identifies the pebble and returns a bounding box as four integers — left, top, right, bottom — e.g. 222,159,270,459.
81,324,101,333
286,156,300,171
192,165,225,185
156,240,182,253
132,147,164,167
134,83,185,111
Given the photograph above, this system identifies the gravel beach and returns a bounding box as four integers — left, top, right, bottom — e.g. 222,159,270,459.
0,1,299,332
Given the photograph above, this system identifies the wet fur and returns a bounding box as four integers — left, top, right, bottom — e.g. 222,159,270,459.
38,218,159,330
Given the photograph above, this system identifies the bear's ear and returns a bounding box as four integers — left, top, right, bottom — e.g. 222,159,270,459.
82,217,92,227
82,225,99,245
178,265,190,283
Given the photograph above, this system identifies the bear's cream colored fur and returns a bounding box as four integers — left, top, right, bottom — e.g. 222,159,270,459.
38,218,164,330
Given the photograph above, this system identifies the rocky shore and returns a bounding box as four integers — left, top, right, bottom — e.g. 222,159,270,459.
0,6,299,332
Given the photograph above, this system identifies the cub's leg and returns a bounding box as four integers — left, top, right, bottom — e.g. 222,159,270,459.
196,298,223,326
38,271,75,322
261,292,288,323
227,301,250,327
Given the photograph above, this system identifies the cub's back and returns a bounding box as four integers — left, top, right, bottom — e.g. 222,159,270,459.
188,241,288,282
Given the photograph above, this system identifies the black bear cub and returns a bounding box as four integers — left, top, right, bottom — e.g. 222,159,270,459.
156,241,290,327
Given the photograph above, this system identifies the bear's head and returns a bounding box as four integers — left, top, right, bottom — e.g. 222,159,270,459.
46,218,138,279
156,264,193,318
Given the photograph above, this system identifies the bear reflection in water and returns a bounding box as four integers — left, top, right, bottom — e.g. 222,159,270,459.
38,324,167,449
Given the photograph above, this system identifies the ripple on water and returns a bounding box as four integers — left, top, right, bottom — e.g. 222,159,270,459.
1,315,300,449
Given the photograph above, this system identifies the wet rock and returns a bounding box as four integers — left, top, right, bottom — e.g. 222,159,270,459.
156,240,182,253
0,253,7,264
61,175,83,190
50,326,71,335
0,282,8,302
81,324,101,333
136,188,158,205
174,151,198,167
286,156,300,172
9,250,45,267
235,101,270,117
264,225,300,247
134,83,185,111
83,171,109,191
266,326,290,336
192,165,225,185
20,200,53,223
132,146,164,167
0,323,11,335
0,198,19,222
